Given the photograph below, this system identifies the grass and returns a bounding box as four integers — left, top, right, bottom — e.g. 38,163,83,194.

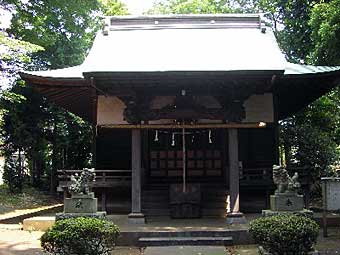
0,184,61,214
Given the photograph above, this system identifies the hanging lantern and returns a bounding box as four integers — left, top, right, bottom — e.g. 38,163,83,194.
208,129,213,144
191,134,195,143
154,130,159,142
171,132,175,146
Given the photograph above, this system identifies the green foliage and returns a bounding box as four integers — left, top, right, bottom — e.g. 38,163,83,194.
0,0,127,193
148,0,233,14
249,214,319,255
41,217,120,255
0,31,43,86
6,0,128,69
309,0,340,65
0,81,93,192
280,88,340,178
99,0,129,16
7,0,102,69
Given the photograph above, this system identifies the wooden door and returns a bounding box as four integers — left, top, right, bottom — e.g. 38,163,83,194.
148,129,224,182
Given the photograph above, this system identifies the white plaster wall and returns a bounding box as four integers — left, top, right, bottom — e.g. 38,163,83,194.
243,93,274,123
97,96,128,125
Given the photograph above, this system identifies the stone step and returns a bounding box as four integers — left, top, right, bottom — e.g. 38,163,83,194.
138,230,234,238
138,236,233,247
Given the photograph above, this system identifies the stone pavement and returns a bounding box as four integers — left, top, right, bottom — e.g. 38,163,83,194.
144,246,227,255
0,229,43,255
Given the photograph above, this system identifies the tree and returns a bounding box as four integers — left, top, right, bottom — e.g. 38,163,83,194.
308,0,340,65
0,0,127,193
0,31,43,87
100,0,129,16
7,0,103,69
147,0,233,14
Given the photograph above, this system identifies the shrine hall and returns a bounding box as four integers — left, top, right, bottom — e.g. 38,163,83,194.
20,14,340,223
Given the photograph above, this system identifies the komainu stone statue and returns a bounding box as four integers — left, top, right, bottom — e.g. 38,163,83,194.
273,165,301,195
262,165,312,217
56,168,106,220
69,168,95,196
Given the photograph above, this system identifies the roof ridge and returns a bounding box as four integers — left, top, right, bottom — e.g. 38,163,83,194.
103,14,263,33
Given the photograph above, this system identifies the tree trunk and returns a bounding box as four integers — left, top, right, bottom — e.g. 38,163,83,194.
17,148,23,193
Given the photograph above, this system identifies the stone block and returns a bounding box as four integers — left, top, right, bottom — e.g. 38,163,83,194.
23,216,55,231
270,194,304,211
64,193,97,214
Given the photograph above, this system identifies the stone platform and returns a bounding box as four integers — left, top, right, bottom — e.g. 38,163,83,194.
106,215,253,246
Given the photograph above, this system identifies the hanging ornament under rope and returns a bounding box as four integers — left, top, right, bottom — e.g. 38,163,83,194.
154,130,159,142
208,129,213,144
171,132,175,146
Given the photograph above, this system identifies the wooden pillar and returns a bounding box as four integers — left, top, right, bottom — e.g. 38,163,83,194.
128,129,145,224
226,128,246,224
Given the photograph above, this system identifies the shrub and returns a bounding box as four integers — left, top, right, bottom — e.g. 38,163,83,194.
249,214,319,255
41,217,120,255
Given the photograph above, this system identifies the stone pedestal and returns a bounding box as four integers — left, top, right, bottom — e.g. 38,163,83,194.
64,193,97,213
57,192,106,220
262,192,313,217
128,213,146,224
270,193,304,211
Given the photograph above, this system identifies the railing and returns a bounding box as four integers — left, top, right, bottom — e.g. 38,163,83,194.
241,167,273,181
57,169,132,191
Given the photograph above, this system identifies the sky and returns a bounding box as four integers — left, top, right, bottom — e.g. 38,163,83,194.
121,0,155,15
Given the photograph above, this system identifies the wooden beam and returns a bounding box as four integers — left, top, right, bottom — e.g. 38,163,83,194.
99,122,267,129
